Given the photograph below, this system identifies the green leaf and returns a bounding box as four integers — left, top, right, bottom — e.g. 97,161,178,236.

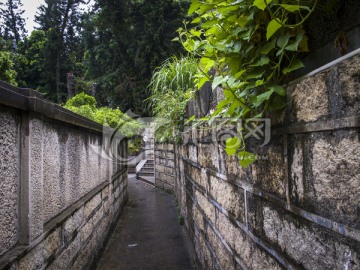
190,29,202,38
270,85,286,96
285,32,304,51
192,17,201,24
200,57,215,70
250,57,270,67
260,39,276,54
212,76,228,90
198,4,214,15
266,18,282,40
212,99,229,116
225,137,241,156
279,4,300,12
245,70,264,80
228,100,242,116
234,70,246,79
299,34,309,52
253,89,274,107
224,89,234,98
255,79,264,86
268,95,286,111
188,0,200,15
276,34,290,56
199,116,210,121
185,115,195,124
238,16,248,27
283,59,304,74
277,34,290,49
197,76,210,89
253,0,272,11
238,151,257,167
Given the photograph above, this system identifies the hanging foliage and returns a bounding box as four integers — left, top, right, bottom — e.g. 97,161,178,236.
177,0,318,167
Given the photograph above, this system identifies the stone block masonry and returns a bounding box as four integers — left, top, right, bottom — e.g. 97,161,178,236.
156,52,360,269
0,81,128,270
155,143,175,192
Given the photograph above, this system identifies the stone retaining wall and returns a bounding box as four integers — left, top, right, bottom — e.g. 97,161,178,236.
0,82,128,270
170,52,360,269
154,143,175,192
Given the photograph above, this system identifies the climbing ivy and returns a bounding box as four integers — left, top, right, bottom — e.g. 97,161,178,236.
177,0,318,166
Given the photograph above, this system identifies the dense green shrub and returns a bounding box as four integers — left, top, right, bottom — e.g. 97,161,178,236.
64,92,143,138
0,51,18,85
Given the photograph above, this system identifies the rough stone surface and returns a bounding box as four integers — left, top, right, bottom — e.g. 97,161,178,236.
209,176,245,222
155,143,176,191
290,139,304,203
63,207,84,243
188,145,198,163
84,194,102,220
30,117,44,239
19,228,61,270
198,144,219,171
206,225,234,270
291,73,329,122
43,125,62,222
311,132,360,229
253,143,286,198
196,190,215,223
263,206,360,270
185,162,208,192
165,52,360,270
336,54,360,117
216,211,282,270
0,97,128,269
0,110,19,255
47,234,81,270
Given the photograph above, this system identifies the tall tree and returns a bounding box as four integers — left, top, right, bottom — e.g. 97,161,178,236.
0,0,27,49
82,0,190,114
35,0,84,103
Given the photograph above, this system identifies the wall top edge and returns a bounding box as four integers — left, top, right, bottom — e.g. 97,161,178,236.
0,80,104,134
289,48,360,86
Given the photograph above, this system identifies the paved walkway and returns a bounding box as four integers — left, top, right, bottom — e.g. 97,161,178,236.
96,174,197,270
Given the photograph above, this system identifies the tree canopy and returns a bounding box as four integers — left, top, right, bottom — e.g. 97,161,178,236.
0,0,190,115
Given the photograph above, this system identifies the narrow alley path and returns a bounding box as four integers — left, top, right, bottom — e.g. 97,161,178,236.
95,174,197,270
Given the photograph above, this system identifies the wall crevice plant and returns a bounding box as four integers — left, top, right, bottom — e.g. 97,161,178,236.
148,55,198,143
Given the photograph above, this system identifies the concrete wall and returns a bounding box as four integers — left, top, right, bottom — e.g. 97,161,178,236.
0,82,128,270
166,51,360,269
154,143,175,192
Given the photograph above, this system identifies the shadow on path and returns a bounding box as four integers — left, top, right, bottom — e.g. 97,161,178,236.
95,174,197,270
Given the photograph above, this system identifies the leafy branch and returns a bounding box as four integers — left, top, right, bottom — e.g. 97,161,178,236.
177,0,317,167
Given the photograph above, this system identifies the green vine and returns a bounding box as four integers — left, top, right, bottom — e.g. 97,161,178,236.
176,0,318,167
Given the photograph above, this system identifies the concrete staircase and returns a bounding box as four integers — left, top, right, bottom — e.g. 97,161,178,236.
136,159,155,185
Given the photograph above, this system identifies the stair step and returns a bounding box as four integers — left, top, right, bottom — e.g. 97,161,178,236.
139,172,154,176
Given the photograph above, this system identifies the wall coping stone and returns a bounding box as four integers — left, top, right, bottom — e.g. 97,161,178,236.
0,80,104,133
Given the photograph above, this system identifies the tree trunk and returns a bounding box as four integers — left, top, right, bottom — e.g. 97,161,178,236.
67,72,75,98
56,53,61,103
